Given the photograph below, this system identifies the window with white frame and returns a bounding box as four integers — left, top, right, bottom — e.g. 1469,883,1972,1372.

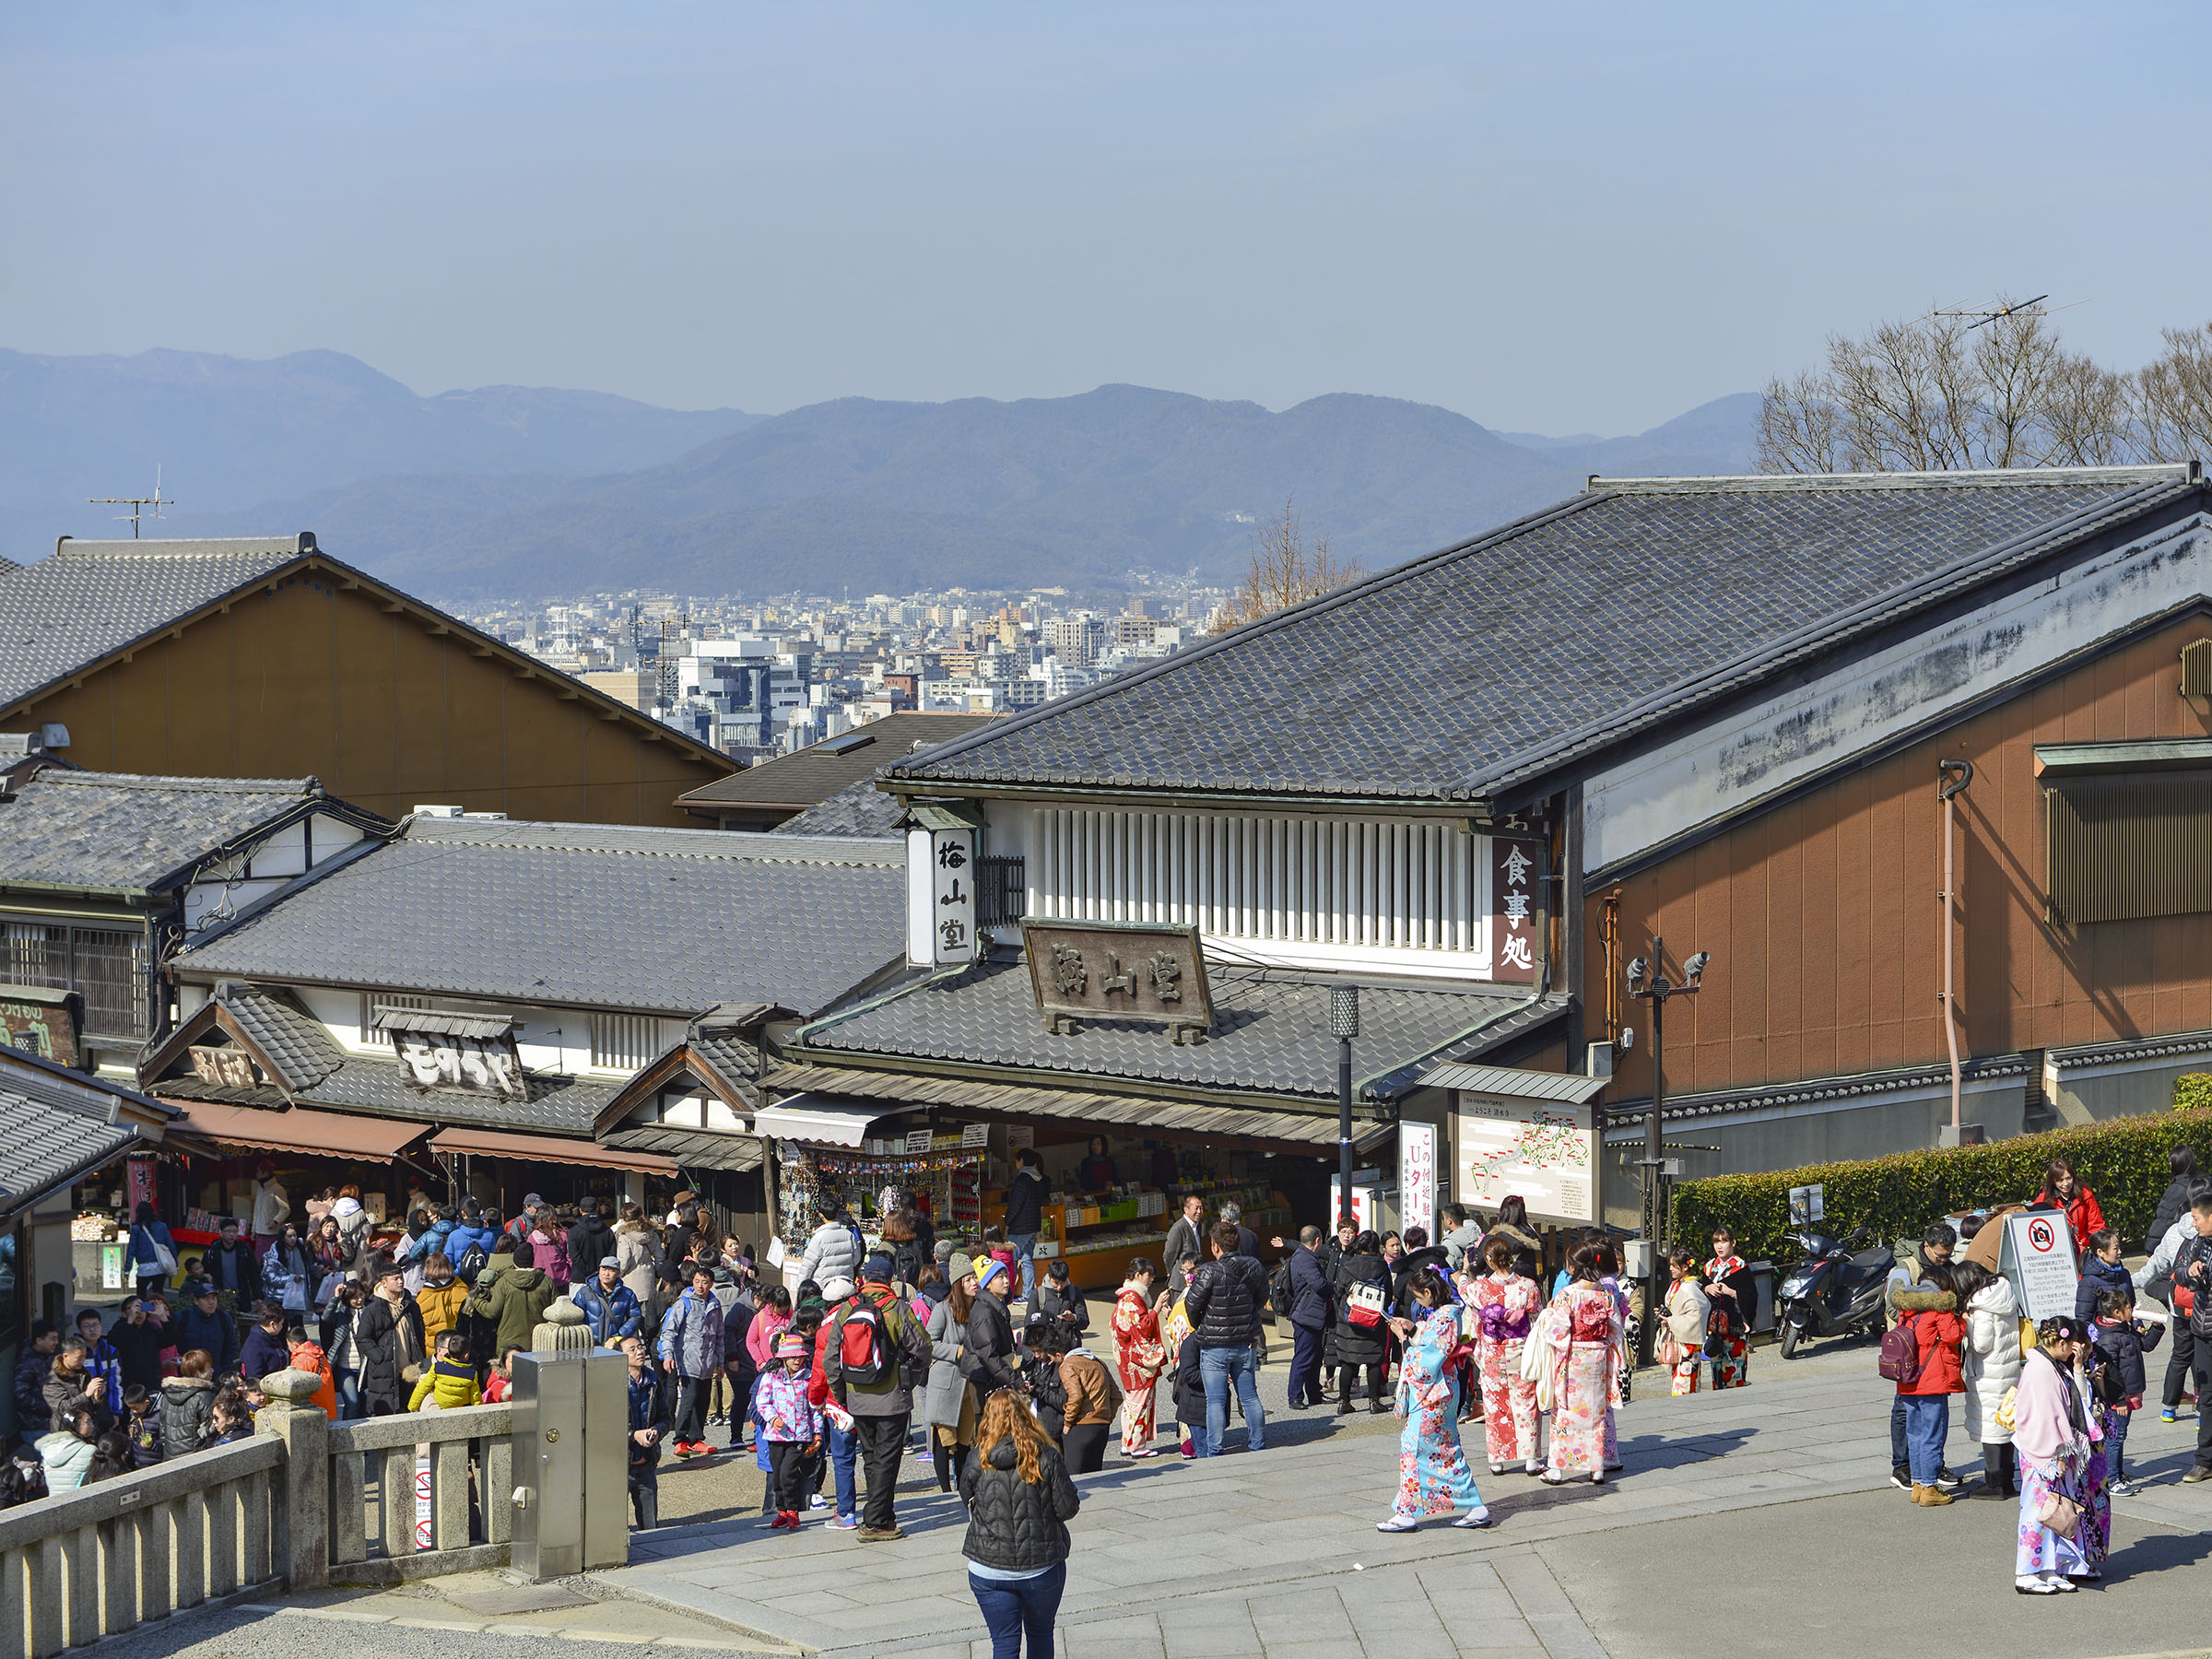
590,1013,657,1071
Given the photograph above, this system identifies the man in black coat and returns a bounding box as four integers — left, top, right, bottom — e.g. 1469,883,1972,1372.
202,1218,263,1313
1285,1227,1333,1409
1183,1222,1269,1456
1160,1194,1207,1289
1390,1227,1452,1318
623,1335,673,1530
1003,1151,1052,1307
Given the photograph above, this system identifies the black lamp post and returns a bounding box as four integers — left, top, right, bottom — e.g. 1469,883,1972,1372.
1330,983,1359,1226
1627,936,1709,1366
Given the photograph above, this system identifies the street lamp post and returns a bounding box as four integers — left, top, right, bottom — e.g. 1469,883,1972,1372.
1626,936,1709,1367
1330,983,1359,1227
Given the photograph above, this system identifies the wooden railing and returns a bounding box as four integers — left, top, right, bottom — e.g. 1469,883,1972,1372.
0,1436,282,1658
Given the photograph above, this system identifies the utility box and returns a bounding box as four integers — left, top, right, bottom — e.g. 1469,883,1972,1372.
511,1349,629,1579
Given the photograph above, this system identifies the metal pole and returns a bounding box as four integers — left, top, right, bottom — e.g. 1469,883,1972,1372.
1337,1033,1354,1226
1641,978,1666,1366
1944,785,1960,1133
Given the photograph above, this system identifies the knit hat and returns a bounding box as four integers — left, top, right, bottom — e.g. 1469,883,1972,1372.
821,1276,856,1302
976,1258,1007,1292
947,1252,976,1284
775,1332,809,1359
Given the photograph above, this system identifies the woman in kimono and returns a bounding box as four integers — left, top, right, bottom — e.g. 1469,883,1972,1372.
2012,1314,2106,1594
1539,1244,1627,1485
1376,1266,1489,1532
1469,1238,1542,1475
1158,1256,1199,1458
1111,1258,1167,1457
1659,1249,1710,1396
1702,1229,1755,1390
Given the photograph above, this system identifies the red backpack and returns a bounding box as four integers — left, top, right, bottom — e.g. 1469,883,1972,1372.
838,1301,893,1386
1878,1312,1923,1387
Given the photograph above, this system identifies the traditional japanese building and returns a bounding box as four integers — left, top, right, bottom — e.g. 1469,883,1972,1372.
0,534,733,826
139,814,907,1241
772,462,2212,1245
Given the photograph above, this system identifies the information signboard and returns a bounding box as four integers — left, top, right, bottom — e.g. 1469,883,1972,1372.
1453,1091,1595,1225
2000,1208,2079,1324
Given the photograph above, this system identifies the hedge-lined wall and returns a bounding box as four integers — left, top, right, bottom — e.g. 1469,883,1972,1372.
1673,1086,2212,1265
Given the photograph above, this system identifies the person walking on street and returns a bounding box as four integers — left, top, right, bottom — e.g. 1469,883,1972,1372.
1285,1228,1333,1410
797,1200,863,1292
2161,1189,2212,1483
1535,1244,1627,1485
1056,1331,1119,1473
756,1333,823,1532
1377,1265,1488,1532
2134,1181,2210,1423
1003,1149,1052,1307
966,1260,1023,1394
926,1257,982,1492
1887,1223,1962,1492
825,1259,931,1539
1701,1229,1754,1390
1956,1258,2023,1499
660,1262,726,1459
126,1203,177,1300
465,1239,554,1371
2012,1315,2102,1593
2041,1158,2107,1258
1470,1238,1542,1474
574,1255,644,1347
1657,1249,1710,1398
1330,1230,1393,1416
2088,1285,2159,1498
1184,1221,1268,1456
960,1387,1082,1659
622,1335,671,1530
1891,1261,1967,1506
1109,1259,1166,1455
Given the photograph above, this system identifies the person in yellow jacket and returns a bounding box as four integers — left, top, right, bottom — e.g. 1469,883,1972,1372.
416,1253,472,1353
408,1332,481,1411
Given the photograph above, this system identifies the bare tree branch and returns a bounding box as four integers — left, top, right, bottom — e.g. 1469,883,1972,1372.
1211,497,1366,631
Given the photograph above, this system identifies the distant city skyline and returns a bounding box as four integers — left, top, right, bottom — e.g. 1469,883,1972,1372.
6,3,2206,435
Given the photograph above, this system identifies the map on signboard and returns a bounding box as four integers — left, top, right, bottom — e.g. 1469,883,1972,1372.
1453,1093,1594,1225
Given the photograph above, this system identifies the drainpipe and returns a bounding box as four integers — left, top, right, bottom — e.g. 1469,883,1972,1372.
1938,759,1975,1135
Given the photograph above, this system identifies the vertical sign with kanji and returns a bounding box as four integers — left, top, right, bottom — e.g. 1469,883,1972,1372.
932,828,977,964
1398,1122,1436,1243
1490,835,1541,983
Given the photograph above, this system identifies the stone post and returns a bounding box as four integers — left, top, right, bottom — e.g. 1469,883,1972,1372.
530,1296,597,1357
256,1367,330,1592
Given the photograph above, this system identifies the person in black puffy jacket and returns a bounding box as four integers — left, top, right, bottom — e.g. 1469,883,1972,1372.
959,1388,1081,1659
1330,1235,1393,1414
965,1260,1022,1394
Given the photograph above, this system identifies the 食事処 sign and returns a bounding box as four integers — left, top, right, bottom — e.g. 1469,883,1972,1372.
1020,919,1212,1042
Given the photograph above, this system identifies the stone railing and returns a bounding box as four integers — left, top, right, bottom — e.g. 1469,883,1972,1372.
0,1355,624,1655
0,1436,283,1658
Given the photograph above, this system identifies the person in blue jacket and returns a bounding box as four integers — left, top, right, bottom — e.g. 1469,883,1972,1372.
126,1203,176,1299
442,1203,500,1281
572,1256,643,1346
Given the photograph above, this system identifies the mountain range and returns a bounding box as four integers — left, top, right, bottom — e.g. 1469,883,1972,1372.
0,348,1759,600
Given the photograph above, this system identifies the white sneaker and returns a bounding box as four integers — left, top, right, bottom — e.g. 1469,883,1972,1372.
809,1494,829,1510
1375,1513,1419,1532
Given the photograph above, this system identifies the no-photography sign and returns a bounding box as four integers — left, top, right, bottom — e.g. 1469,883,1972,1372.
2004,1209,2078,1323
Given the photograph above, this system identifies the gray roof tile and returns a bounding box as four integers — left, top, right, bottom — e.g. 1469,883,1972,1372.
793,957,1556,1102
0,768,345,893
679,713,996,808
0,1051,147,1214
0,537,311,709
174,816,907,1018
892,469,2202,801
773,778,907,839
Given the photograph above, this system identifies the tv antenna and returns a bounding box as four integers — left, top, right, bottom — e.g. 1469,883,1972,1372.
1929,294,2086,331
88,467,175,536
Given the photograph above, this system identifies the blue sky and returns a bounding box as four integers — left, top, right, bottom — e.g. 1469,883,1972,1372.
4,3,2204,433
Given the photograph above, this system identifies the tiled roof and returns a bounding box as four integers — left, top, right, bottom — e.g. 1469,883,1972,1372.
891,468,2204,802
791,958,1553,1102
159,982,619,1135
0,536,312,709
0,769,352,894
677,714,995,808
0,1050,149,1218
173,816,906,1018
773,779,907,839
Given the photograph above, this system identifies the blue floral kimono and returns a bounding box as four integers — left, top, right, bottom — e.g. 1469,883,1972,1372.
1393,1304,1486,1520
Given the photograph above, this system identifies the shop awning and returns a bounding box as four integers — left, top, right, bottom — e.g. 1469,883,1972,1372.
173,1100,429,1163
1415,1063,1610,1103
601,1124,765,1173
753,1096,889,1148
425,1125,678,1176
765,1064,1365,1150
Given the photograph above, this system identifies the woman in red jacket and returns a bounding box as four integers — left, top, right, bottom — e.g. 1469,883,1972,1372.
2041,1159,2107,1257
1894,1262,1967,1507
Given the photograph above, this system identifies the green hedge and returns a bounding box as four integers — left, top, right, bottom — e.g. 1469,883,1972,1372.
1673,1086,2212,1265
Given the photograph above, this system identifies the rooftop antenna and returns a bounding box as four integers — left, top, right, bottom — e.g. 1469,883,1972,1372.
88,466,174,537
1928,294,2086,331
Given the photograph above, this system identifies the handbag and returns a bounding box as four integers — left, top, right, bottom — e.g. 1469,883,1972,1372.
2037,1487,2082,1539
139,1228,178,1280
1346,1280,1389,1329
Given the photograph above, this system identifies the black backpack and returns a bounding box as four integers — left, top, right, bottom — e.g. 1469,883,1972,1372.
1268,1255,1296,1322
453,1241,489,1286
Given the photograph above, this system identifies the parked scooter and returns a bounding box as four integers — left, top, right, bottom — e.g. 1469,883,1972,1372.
1775,1226,1896,1359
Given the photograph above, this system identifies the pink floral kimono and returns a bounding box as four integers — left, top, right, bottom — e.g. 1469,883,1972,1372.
1539,1279,1627,1481
1472,1271,1542,1470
